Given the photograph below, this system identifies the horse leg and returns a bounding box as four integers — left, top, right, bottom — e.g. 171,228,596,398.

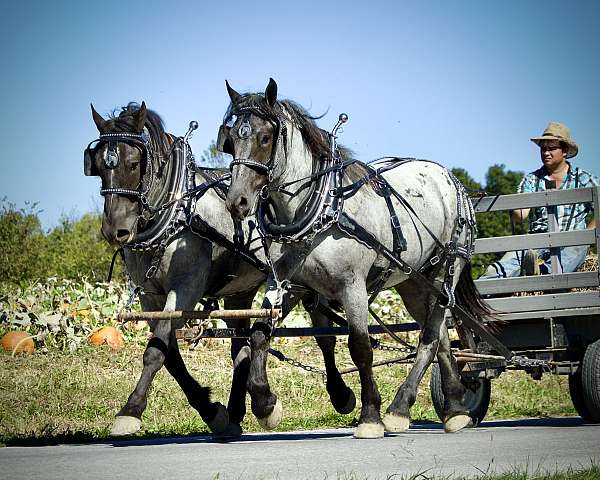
111,294,165,435
162,329,229,434
246,320,281,430
245,250,309,430
436,325,471,433
383,284,442,433
111,291,227,436
220,291,257,438
308,299,356,414
342,283,383,439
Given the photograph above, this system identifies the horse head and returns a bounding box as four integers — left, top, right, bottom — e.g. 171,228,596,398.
220,78,293,220
85,102,154,245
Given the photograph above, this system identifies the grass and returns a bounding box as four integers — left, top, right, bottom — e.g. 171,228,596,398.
303,465,600,479
0,336,577,446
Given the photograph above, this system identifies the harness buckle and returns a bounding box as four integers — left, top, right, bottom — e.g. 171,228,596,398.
390,214,401,229
146,264,158,278
260,184,271,200
429,255,440,266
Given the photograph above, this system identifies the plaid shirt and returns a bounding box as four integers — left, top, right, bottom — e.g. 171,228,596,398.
518,162,599,233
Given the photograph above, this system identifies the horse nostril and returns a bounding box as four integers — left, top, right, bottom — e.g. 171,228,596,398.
238,197,248,209
116,229,131,242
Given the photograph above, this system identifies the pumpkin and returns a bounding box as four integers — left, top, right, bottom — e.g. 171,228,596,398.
89,326,124,350
1,331,35,354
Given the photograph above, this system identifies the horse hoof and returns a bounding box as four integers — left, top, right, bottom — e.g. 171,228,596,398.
354,422,384,439
335,389,356,415
382,413,410,433
257,399,283,430
110,416,141,436
444,414,471,433
206,403,230,435
214,423,242,440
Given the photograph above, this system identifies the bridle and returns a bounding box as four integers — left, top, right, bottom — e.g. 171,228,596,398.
219,103,287,183
84,131,156,211
219,100,350,244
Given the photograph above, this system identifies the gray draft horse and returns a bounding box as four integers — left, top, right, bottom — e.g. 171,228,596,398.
85,102,356,437
220,79,490,438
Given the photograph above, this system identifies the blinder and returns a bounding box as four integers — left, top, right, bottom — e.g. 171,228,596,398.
218,104,286,179
216,124,233,156
83,132,148,177
83,141,99,176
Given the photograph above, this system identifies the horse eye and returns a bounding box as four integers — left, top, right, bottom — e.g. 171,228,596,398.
131,161,140,170
261,135,271,145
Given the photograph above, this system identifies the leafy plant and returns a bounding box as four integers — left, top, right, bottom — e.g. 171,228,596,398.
0,278,144,353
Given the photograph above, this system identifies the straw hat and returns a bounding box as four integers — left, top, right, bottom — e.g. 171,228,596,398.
531,122,578,158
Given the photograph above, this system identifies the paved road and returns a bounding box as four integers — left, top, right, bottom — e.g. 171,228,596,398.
1,418,598,480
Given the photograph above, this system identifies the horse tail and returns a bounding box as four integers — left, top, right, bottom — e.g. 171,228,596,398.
454,263,500,332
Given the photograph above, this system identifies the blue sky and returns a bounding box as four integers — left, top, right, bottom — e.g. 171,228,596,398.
1,1,599,229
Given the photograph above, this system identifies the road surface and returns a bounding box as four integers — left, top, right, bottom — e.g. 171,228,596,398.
1,417,598,479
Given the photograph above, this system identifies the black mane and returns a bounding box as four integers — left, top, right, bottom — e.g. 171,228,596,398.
106,102,170,158
228,93,372,185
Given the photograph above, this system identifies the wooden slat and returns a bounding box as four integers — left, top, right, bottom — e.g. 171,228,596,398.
485,291,600,313
475,272,599,295
489,308,600,321
474,230,595,254
472,188,594,213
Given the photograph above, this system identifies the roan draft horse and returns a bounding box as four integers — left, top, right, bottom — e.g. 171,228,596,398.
85,102,357,437
219,79,491,439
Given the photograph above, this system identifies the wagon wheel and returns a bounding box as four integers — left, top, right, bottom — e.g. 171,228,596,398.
430,363,491,427
568,339,600,423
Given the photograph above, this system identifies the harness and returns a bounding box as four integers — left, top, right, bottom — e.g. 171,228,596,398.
217,106,477,312
218,103,288,182
85,120,268,304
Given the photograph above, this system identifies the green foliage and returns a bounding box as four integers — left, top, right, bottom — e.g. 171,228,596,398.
199,139,230,169
44,213,118,281
452,164,527,277
0,199,121,286
0,200,47,283
0,277,144,352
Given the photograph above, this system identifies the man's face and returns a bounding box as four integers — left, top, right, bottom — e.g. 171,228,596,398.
539,140,567,170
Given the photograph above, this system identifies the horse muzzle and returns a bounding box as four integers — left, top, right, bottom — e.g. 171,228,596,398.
225,191,252,221
101,219,136,246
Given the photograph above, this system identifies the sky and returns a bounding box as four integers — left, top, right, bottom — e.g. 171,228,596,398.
1,0,599,230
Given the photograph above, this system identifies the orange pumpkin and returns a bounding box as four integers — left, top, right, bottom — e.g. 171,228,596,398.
89,326,124,350
1,331,35,354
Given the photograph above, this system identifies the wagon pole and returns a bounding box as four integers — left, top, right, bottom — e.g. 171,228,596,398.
118,308,281,322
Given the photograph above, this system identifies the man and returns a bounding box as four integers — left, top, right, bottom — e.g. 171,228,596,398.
480,122,598,279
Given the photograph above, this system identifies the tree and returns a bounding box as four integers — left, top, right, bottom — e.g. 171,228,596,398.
452,164,526,277
199,140,230,169
0,200,47,284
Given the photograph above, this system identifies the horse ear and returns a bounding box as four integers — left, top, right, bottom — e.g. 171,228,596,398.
226,80,241,104
91,104,106,132
135,101,147,132
265,78,278,107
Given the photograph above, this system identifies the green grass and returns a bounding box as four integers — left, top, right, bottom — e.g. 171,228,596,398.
0,337,578,446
